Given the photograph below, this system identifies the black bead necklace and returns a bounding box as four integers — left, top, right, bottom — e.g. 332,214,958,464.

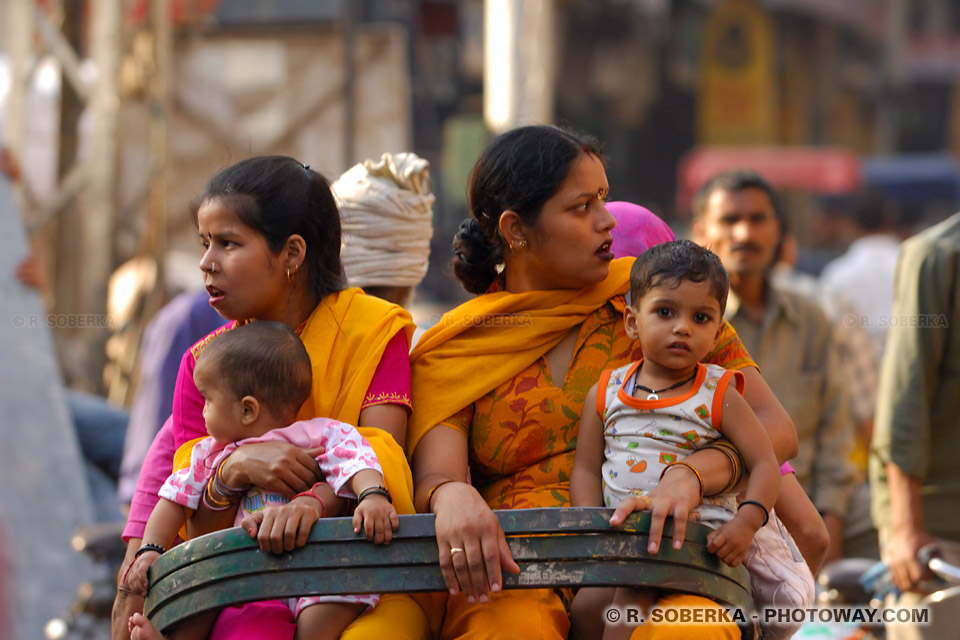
634,368,697,400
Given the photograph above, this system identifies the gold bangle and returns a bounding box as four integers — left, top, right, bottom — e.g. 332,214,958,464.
703,441,744,495
659,461,704,502
701,442,738,491
205,476,235,508
216,459,246,496
424,480,455,513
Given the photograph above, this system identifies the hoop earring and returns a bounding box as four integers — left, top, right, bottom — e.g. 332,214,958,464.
286,268,294,283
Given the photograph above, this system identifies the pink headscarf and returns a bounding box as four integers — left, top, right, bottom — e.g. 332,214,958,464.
607,201,676,259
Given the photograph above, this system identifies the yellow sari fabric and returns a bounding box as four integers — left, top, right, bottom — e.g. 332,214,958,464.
295,288,416,515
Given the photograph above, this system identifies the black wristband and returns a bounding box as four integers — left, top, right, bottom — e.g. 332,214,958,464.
358,485,392,504
135,543,166,559
737,500,770,527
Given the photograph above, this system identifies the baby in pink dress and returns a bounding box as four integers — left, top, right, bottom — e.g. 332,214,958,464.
127,321,397,640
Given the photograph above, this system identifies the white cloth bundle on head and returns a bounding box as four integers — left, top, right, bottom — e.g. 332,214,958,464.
334,152,435,289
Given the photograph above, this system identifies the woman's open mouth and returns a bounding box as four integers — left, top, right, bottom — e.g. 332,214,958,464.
206,284,225,305
595,240,614,261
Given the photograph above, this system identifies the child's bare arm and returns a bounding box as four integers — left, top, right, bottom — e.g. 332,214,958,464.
571,383,606,509
775,473,830,574
142,497,190,550
349,469,399,544
127,498,189,595
706,385,780,566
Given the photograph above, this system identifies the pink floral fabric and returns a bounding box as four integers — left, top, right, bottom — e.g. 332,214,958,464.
159,417,382,513
158,417,383,613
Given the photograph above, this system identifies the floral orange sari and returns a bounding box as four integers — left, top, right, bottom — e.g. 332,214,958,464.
409,258,754,511
437,299,752,510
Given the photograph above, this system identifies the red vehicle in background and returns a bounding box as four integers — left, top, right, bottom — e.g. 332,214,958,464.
676,146,863,217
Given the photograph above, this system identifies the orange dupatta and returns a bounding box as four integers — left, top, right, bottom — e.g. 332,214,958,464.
408,257,633,454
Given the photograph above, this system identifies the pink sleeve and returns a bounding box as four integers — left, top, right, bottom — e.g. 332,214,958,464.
314,421,383,498
125,324,234,541
172,343,209,449
122,417,176,541
361,331,411,412
780,462,796,475
158,437,217,510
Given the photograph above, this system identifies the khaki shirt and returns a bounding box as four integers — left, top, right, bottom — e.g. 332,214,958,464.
726,284,859,517
870,213,960,539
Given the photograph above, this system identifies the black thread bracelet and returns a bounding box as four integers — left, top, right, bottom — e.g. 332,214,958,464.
358,485,392,504
737,500,770,527
135,543,166,559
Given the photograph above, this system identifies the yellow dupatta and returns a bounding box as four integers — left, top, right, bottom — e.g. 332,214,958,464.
175,287,417,515
296,288,416,515
407,257,633,454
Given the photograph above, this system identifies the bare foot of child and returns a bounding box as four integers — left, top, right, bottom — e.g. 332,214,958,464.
129,612,164,640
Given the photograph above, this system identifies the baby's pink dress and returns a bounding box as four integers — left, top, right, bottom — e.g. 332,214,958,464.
159,418,383,615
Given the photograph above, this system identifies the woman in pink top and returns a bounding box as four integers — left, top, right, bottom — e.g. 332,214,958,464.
113,156,428,640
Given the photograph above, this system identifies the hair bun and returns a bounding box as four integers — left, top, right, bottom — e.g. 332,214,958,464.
451,217,501,294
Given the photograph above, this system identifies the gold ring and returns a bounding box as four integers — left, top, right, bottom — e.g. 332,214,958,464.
450,547,464,556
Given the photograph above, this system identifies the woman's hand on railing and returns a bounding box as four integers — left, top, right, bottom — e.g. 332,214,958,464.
431,481,520,603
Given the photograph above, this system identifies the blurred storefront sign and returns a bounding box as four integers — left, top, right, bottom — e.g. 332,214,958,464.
906,37,960,80
697,0,777,145
676,145,862,214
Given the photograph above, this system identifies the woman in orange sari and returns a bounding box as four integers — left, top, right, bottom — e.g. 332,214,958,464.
408,125,798,639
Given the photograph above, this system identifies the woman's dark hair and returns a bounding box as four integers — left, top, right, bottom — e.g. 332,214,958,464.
630,240,730,314
199,321,312,416
192,155,345,302
452,125,604,294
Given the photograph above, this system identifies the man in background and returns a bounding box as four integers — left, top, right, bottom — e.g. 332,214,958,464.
870,211,960,640
692,169,859,566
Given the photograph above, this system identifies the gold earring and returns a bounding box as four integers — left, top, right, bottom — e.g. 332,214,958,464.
517,239,528,249
286,268,295,283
